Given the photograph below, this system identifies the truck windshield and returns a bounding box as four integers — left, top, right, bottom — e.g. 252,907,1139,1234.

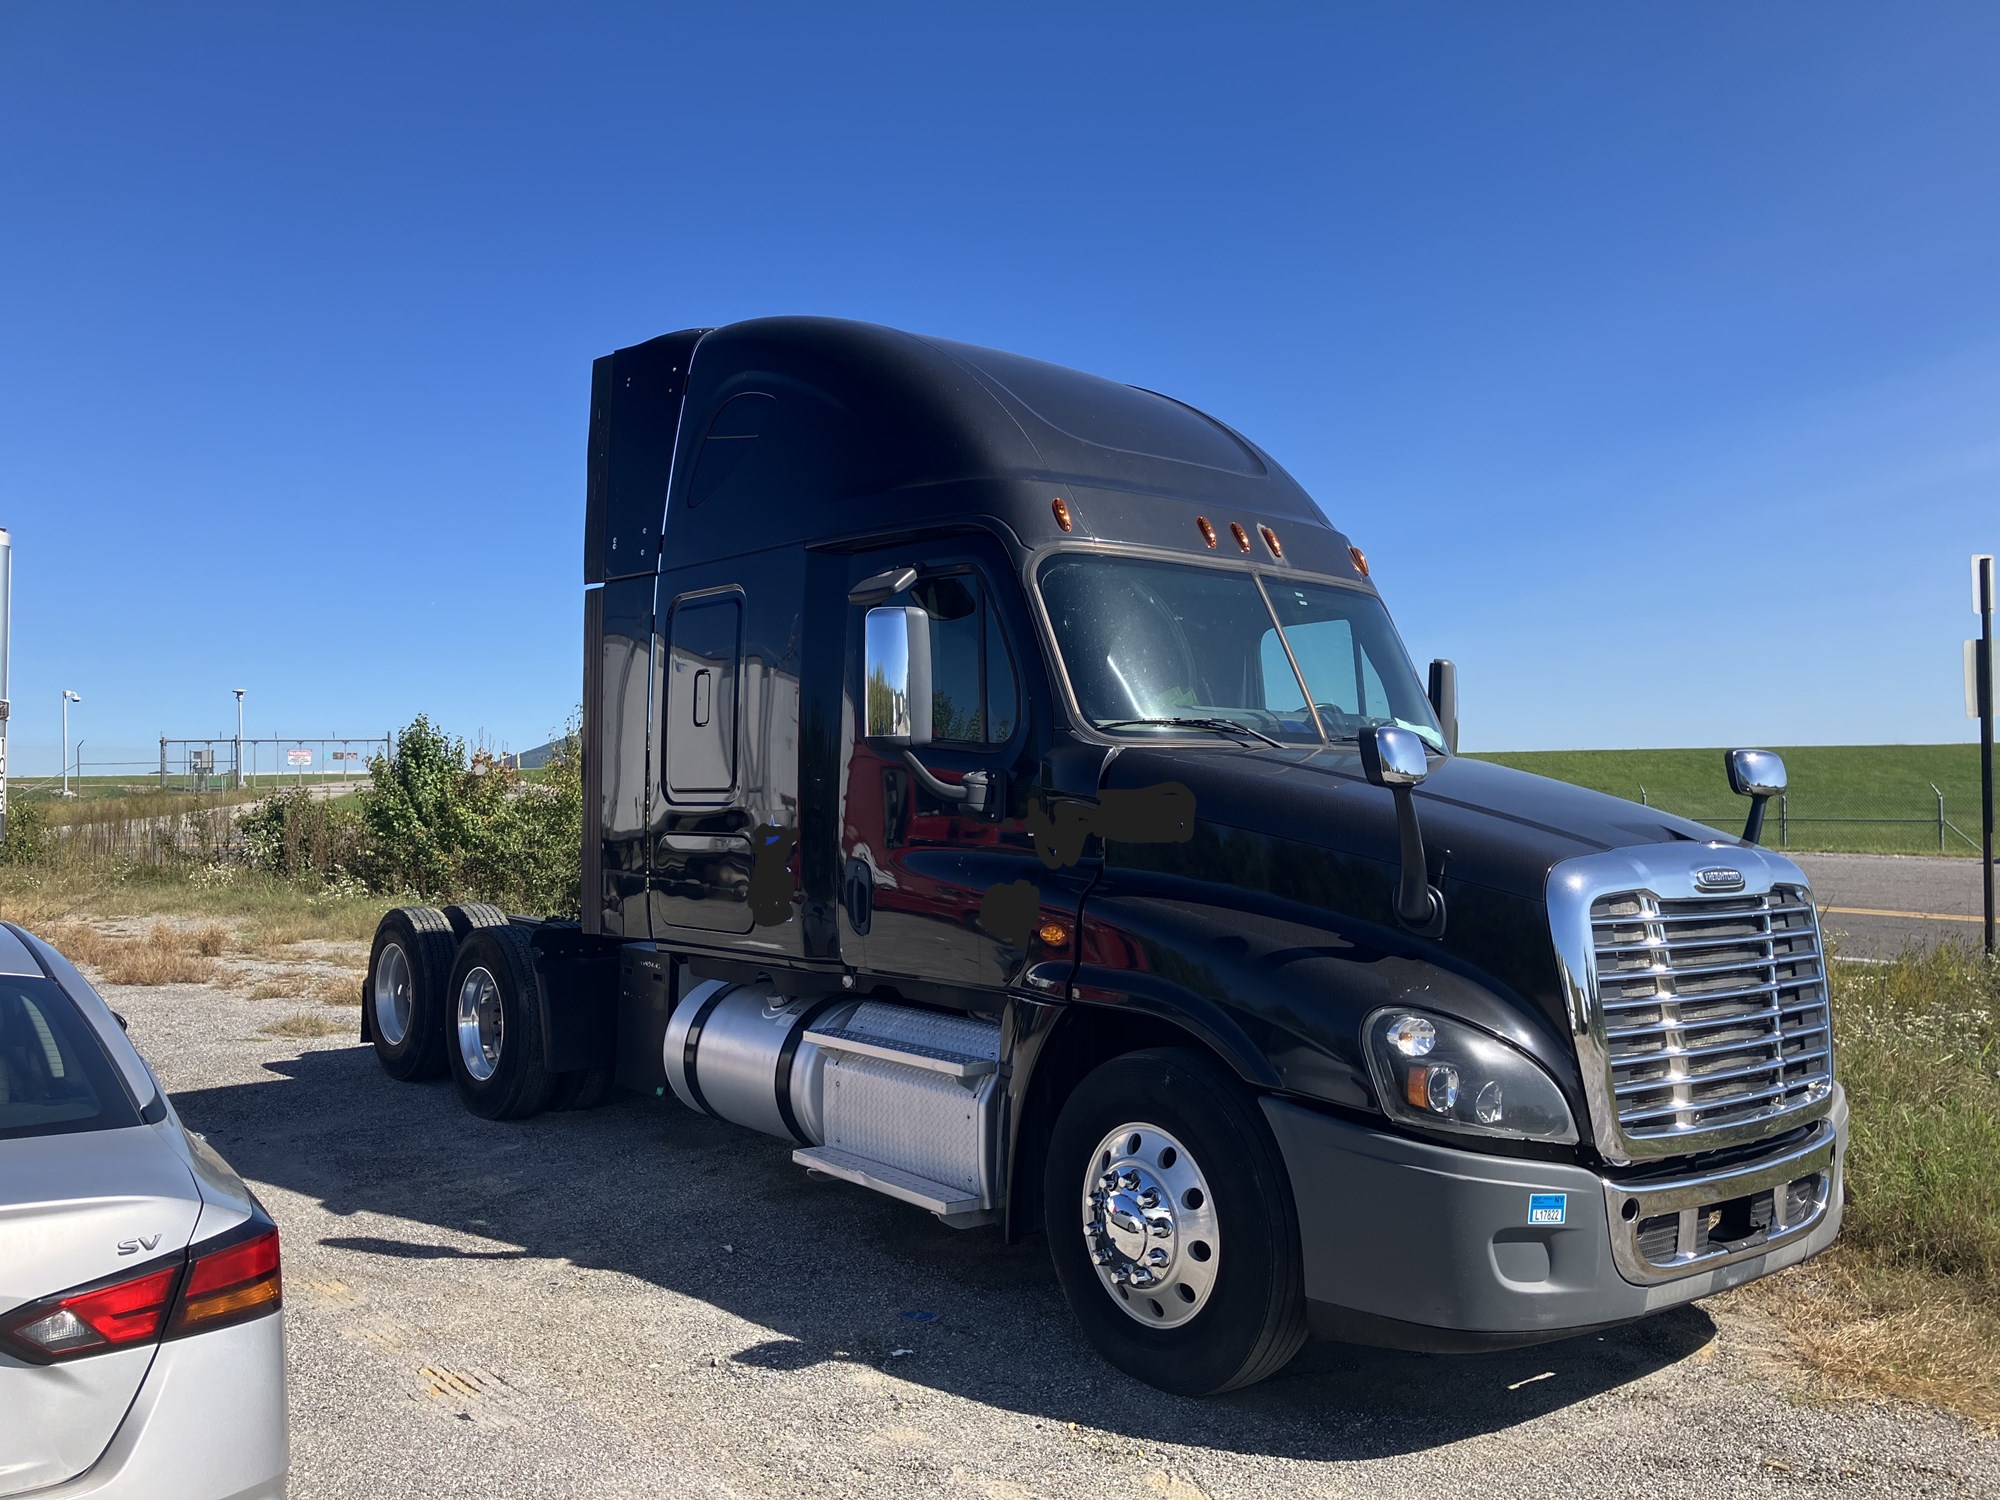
1036,553,1446,751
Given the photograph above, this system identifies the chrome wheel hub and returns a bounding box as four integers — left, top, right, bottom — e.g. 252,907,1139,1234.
1081,1122,1220,1327
373,942,413,1047
456,966,504,1082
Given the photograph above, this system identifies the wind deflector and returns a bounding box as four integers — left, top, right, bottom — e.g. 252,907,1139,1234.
585,328,710,583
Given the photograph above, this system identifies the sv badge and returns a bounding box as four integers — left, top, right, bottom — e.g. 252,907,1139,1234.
116,1235,162,1256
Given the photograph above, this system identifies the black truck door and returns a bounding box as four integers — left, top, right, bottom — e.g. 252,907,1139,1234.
839,540,1078,997
650,585,757,934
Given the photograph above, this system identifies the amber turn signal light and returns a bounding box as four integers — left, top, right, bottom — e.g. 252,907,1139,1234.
1051,497,1073,532
1196,516,1217,549
1349,545,1370,577
1258,525,1282,558
1229,522,1251,553
1037,921,1071,947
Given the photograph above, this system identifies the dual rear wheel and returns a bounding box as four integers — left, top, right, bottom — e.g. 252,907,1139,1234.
364,906,609,1118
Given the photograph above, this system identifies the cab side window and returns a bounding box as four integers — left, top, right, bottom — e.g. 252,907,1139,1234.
893,574,1018,747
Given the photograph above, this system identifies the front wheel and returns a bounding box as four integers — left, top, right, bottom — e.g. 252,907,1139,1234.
1043,1048,1307,1394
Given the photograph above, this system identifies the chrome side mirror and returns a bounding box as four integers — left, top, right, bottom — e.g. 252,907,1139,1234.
864,607,933,747
1725,748,1786,844
1358,725,1444,935
1359,724,1430,788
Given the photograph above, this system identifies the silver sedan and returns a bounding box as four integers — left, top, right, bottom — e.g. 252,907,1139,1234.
0,922,288,1499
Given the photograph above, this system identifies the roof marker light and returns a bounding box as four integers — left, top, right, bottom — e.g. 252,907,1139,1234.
1196,516,1217,549
1349,545,1370,577
1228,522,1251,553
1051,497,1073,532
1259,525,1283,559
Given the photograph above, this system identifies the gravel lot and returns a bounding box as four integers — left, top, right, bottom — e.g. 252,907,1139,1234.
108,973,1997,1499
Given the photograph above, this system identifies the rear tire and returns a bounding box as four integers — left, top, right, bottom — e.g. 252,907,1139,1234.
366,907,455,1081
1043,1047,1307,1394
443,902,510,942
548,1068,615,1112
445,925,557,1120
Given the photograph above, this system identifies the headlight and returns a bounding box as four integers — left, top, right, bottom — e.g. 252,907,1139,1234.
1362,1008,1578,1144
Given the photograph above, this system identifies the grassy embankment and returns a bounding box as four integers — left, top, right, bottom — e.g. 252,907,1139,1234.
1721,941,2000,1424
1472,743,1985,855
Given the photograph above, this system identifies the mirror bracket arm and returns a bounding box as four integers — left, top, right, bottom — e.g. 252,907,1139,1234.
1388,785,1448,936
900,750,993,817
1741,794,1769,846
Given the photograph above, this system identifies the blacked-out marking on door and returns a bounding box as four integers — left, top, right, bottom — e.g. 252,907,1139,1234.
1025,782,1196,871
749,824,800,925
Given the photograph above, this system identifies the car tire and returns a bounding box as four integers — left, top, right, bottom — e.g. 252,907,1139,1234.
445,925,556,1120
365,907,456,1081
1043,1047,1307,1395
442,902,510,943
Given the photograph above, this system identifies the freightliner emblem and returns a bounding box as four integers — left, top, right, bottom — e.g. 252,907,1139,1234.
1693,867,1746,893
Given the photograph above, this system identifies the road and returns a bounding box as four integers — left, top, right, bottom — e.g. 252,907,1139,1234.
1791,852,1995,959
108,976,1996,1499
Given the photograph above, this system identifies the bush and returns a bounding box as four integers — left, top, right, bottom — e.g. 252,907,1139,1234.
239,787,364,882
0,802,50,866
351,714,583,917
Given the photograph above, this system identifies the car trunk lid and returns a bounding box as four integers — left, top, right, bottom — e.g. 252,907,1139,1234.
0,1124,203,1497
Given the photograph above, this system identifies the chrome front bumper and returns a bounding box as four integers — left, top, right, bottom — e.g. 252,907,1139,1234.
1603,1110,1841,1287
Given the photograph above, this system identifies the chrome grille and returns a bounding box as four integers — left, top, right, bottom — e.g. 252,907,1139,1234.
1588,884,1833,1151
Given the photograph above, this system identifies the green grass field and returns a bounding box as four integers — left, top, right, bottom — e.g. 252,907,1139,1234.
1469,743,1988,856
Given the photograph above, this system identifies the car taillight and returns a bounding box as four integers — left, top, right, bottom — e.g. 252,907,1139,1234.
1,1265,179,1360
0,1221,281,1365
171,1226,282,1335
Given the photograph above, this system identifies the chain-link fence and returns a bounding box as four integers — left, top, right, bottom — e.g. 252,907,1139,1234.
158,736,388,792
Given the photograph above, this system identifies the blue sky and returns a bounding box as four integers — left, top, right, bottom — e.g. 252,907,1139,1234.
2,3,1995,774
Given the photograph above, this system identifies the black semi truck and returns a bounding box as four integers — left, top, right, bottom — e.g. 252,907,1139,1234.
361,317,1845,1394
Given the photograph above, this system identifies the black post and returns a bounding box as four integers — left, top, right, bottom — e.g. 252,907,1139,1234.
1980,555,1994,957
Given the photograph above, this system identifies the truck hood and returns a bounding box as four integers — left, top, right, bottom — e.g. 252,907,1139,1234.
1101,744,1731,907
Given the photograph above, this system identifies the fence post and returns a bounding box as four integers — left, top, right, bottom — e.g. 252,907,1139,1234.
1933,783,1946,855
1779,793,1788,848
159,736,167,790
1639,785,1649,807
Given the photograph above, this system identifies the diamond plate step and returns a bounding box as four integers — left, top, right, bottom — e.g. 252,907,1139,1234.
802,1026,997,1078
793,1145,981,1216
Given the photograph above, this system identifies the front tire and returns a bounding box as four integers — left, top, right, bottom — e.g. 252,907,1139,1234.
445,926,556,1120
1043,1047,1307,1394
366,907,455,1081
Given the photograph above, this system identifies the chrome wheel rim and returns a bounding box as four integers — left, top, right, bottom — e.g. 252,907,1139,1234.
1081,1121,1220,1328
372,942,413,1047
456,966,504,1082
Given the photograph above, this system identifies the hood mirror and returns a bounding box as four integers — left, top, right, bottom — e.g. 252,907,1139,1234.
1359,726,1445,936
1426,659,1458,755
1725,749,1786,845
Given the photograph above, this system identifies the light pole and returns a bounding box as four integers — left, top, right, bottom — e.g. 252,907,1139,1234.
61,690,81,797
233,689,246,789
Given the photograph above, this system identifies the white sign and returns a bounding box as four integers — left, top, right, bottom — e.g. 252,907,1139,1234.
286,749,313,767
1968,640,1996,719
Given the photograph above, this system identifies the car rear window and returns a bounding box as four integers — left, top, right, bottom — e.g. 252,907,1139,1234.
0,977,140,1140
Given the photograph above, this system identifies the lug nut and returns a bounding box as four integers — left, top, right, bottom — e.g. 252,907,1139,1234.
1147,1247,1170,1267
1119,1171,1140,1190
1150,1221,1172,1238
1138,1189,1159,1209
